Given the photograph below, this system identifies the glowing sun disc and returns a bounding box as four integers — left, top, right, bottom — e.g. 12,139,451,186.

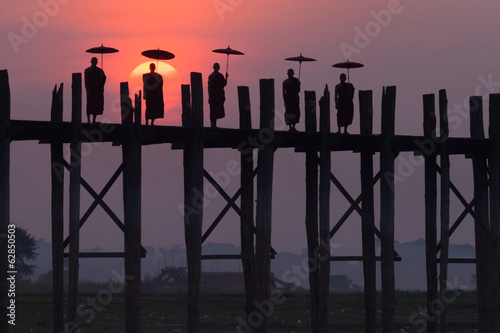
128,61,181,125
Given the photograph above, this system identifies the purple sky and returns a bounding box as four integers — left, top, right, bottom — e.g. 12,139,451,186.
2,1,499,255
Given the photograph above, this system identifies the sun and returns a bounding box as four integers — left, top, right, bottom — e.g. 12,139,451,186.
128,61,182,126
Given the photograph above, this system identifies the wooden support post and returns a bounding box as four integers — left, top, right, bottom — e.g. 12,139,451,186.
50,83,65,333
469,95,492,332
304,90,319,331
255,79,274,333
423,93,438,333
488,93,500,330
359,89,376,332
318,85,331,332
0,69,11,333
68,73,82,329
121,82,142,333
183,73,204,333
182,84,191,128
238,86,256,322
438,89,450,333
380,86,396,333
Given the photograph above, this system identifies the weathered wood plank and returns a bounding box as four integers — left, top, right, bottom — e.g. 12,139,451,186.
488,93,500,330
50,83,64,333
469,96,492,332
304,90,320,332
121,82,142,333
423,93,438,333
359,89,376,332
238,85,257,325
255,79,274,333
438,89,450,333
68,73,82,328
183,73,204,333
0,69,11,333
380,86,396,333
319,85,331,333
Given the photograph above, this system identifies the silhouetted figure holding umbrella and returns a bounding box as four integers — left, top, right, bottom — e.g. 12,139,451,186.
335,73,355,134
208,62,227,128
84,57,106,123
143,63,164,125
282,68,301,131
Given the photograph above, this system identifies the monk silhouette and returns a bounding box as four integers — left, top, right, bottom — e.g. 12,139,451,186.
335,73,355,134
282,68,301,131
84,57,106,123
143,63,164,125
208,62,227,128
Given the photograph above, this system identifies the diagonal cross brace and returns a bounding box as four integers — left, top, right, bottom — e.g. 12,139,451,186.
62,161,146,254
329,170,382,239
328,171,401,258
202,168,277,255
435,163,491,253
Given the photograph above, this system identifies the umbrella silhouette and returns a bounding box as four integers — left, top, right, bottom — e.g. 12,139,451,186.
285,53,316,80
86,43,119,70
212,45,244,76
141,48,175,72
332,59,364,82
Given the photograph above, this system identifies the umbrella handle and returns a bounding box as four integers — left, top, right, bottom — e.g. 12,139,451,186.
226,53,229,77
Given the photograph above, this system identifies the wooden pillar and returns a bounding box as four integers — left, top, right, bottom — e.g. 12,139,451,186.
304,90,320,331
121,82,142,333
255,78,274,333
0,69,11,333
423,93,438,333
318,85,331,332
438,89,450,333
359,89,376,332
380,86,396,333
183,73,204,333
488,93,500,330
68,73,82,328
50,83,65,333
469,96,491,332
238,86,257,321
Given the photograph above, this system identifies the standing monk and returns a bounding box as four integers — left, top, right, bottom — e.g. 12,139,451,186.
208,62,227,128
143,63,164,125
334,73,355,134
282,68,301,131
84,57,106,123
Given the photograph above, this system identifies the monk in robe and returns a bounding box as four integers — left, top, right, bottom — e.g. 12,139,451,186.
208,62,227,128
335,73,355,134
282,68,301,131
143,63,164,125
84,57,106,123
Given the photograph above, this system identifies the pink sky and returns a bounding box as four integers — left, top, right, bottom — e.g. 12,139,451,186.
2,1,500,256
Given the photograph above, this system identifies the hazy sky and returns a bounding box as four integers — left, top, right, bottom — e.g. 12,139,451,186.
2,0,500,256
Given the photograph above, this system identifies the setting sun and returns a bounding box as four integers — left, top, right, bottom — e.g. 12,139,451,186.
128,61,182,125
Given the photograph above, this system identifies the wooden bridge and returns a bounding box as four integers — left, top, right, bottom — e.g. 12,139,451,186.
0,69,499,332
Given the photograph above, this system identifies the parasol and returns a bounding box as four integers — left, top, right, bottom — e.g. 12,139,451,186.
212,45,244,76
285,53,316,80
86,43,119,70
141,48,175,71
332,59,364,82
